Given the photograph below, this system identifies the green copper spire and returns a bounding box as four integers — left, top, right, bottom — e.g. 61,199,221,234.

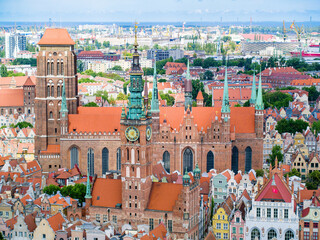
255,71,264,110
85,160,91,199
150,60,159,113
60,80,68,117
127,23,144,120
221,66,230,113
184,59,193,111
250,71,256,105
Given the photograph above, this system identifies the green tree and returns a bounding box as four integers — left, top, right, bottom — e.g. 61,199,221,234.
94,90,108,101
60,183,87,204
0,64,8,77
158,79,167,82
112,65,123,71
267,145,283,167
14,121,33,129
116,92,128,100
284,168,301,178
43,185,60,195
302,86,320,102
0,231,4,240
312,120,320,135
221,36,231,42
275,119,309,134
191,79,204,100
108,96,116,105
84,102,98,107
263,91,293,109
256,169,264,177
193,58,203,67
103,41,110,48
78,78,96,84
306,171,320,190
160,93,175,106
243,100,250,107
234,104,241,107
143,67,154,76
174,57,188,65
203,70,214,80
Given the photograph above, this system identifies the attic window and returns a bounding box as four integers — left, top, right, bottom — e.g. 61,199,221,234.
114,129,118,132
97,196,100,200
73,129,76,132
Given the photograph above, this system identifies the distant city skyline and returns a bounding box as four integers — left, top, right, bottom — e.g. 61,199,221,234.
0,0,319,23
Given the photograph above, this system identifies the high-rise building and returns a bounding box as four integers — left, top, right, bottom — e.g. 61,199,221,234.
5,33,27,59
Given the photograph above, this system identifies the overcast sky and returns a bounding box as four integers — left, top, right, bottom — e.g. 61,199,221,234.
0,0,319,23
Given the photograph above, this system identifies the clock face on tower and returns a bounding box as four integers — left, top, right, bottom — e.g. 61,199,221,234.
146,125,152,141
125,126,140,142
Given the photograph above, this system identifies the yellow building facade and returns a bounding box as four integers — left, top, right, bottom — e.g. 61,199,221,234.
212,207,230,240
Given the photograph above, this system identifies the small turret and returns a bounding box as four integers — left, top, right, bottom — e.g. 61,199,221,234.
182,168,190,187
193,163,201,180
255,71,264,110
221,66,230,114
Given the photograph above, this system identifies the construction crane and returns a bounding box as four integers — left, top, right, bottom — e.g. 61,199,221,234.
283,20,287,42
290,21,304,42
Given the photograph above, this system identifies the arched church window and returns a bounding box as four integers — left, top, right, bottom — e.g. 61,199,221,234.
207,151,214,172
183,148,193,172
267,229,277,240
51,86,54,97
163,151,170,173
70,147,79,168
284,230,294,240
51,62,54,75
245,146,252,173
117,148,121,171
57,86,60,97
251,228,260,240
232,146,239,173
102,147,109,174
87,148,94,176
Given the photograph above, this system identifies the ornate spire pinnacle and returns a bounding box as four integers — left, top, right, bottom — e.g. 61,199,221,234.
221,66,230,113
151,60,159,113
134,21,138,47
184,59,193,111
85,160,92,199
60,80,68,117
255,71,264,110
250,71,256,105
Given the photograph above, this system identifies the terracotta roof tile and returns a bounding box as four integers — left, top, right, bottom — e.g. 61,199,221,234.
41,145,60,154
140,223,167,240
147,182,183,212
0,89,24,107
92,178,122,208
24,212,37,232
196,91,204,100
38,28,75,45
47,212,66,232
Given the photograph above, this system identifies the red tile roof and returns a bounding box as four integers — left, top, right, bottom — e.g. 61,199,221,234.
147,182,183,212
140,223,167,240
47,212,66,232
0,89,24,107
41,144,60,154
196,91,204,100
38,28,75,45
92,178,122,208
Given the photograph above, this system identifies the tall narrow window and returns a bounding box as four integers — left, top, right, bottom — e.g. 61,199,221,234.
70,147,79,168
49,111,53,119
87,148,94,176
61,62,64,75
51,86,54,97
47,86,50,97
245,146,252,173
117,148,121,171
163,151,170,173
51,62,54,75
127,148,129,161
57,62,60,75
231,146,239,173
102,147,109,174
57,86,60,97
207,151,214,172
183,148,193,172
47,62,50,75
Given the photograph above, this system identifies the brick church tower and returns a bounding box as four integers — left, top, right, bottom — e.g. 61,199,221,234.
35,29,78,172
120,24,153,227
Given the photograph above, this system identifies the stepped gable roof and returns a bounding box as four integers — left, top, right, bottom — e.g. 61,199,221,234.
47,212,66,232
147,182,183,212
0,89,24,107
159,106,255,133
92,178,122,208
38,28,75,45
68,107,122,133
140,223,167,240
196,91,204,100
255,173,293,203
